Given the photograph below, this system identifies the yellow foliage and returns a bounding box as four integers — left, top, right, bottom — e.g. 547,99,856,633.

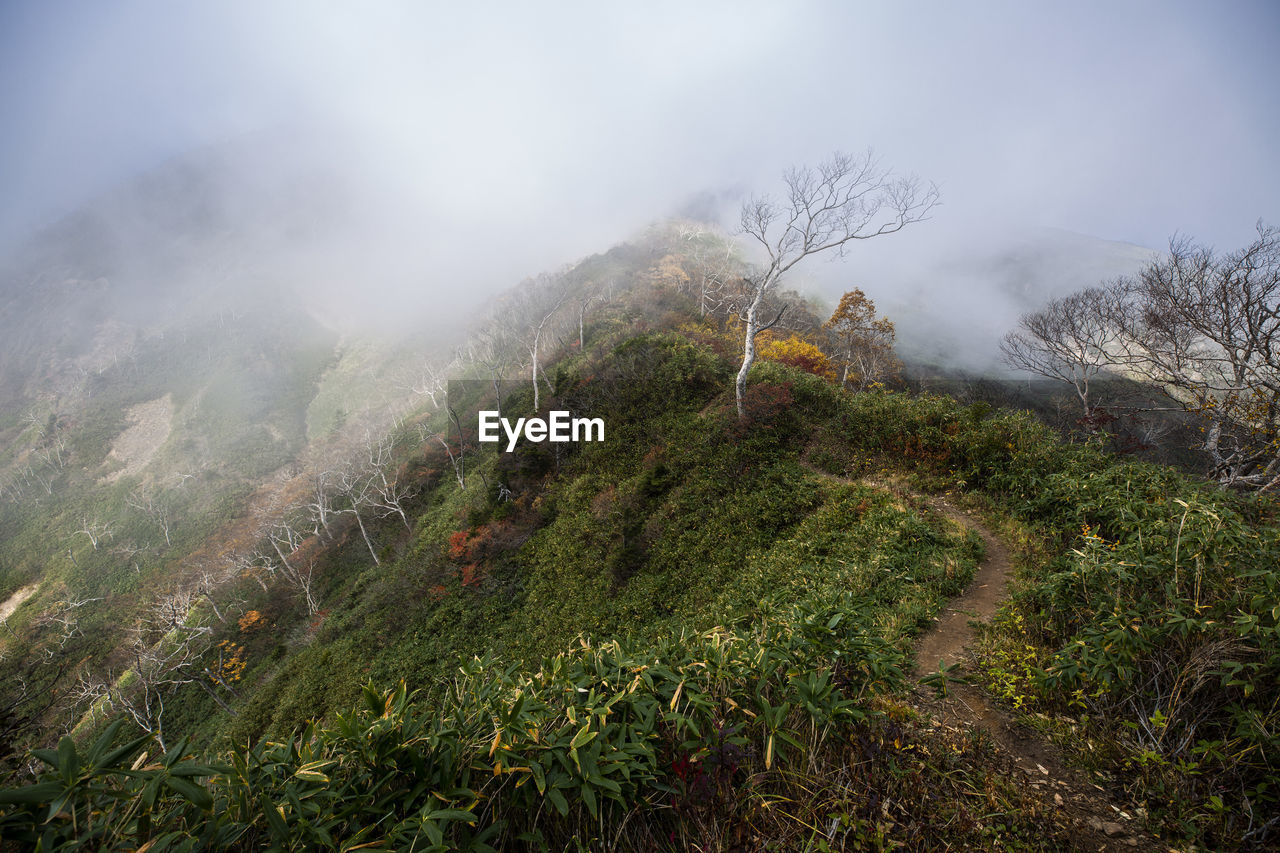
757,335,836,380
238,610,267,633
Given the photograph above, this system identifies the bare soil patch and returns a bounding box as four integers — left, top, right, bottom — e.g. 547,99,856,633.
102,394,174,482
0,583,39,622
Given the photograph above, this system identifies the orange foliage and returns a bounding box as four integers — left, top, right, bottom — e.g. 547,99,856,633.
238,610,267,633
447,530,471,560
215,640,247,683
646,254,691,291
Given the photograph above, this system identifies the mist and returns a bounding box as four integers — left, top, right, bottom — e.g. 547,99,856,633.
2,1,1277,349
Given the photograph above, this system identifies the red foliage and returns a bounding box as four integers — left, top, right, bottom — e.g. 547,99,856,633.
447,530,470,560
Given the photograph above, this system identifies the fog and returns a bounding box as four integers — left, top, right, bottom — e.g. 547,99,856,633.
2,1,1277,357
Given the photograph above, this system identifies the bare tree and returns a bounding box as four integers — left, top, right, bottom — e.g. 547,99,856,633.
466,322,520,420
303,471,339,538
333,468,381,566
279,552,321,617
574,281,606,349
677,223,741,319
230,552,272,593
112,541,151,575
736,151,938,417
264,521,303,577
509,273,571,411
424,399,471,489
263,523,324,613
20,463,55,496
36,595,102,648
127,489,174,548
362,431,415,529
0,655,66,770
1000,284,1126,432
1107,224,1280,490
76,517,115,551
397,358,450,409
71,592,225,749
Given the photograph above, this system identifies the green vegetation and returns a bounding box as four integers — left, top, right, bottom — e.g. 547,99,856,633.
806,388,1280,848
2,232,1277,849
212,337,975,744
0,615,1070,851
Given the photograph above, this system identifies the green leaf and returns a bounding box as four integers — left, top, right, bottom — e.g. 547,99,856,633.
0,780,63,805
261,793,289,841
85,719,125,764
56,736,80,780
570,723,596,750
425,808,478,825
99,734,152,771
30,747,59,768
546,787,569,817
164,776,213,809
168,762,229,778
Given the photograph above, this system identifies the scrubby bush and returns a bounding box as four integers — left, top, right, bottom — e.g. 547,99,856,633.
825,388,1280,847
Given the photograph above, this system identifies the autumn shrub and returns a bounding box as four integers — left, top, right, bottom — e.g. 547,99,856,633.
757,333,837,380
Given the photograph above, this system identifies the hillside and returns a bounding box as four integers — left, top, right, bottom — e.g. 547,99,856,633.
0,150,467,777
0,219,1276,850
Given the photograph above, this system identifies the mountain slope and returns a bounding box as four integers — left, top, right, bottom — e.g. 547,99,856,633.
0,207,1276,849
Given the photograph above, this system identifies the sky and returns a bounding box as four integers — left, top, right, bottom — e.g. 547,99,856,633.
1,1,1277,349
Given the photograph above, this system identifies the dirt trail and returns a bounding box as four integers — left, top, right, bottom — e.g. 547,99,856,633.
805,464,1162,850
897,484,1160,851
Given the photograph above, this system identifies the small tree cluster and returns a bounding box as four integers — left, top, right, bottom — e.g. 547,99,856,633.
1003,223,1280,491
824,288,900,391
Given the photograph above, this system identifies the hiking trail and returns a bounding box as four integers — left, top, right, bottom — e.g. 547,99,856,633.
809,464,1163,851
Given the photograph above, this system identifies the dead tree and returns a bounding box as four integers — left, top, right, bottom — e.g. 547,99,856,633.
1107,224,1280,490
72,595,218,750
334,468,381,566
678,223,741,319
362,431,415,530
36,595,102,649
127,489,174,548
509,274,571,411
1000,284,1126,432
736,150,938,417
111,541,150,575
76,518,115,551
303,471,339,538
